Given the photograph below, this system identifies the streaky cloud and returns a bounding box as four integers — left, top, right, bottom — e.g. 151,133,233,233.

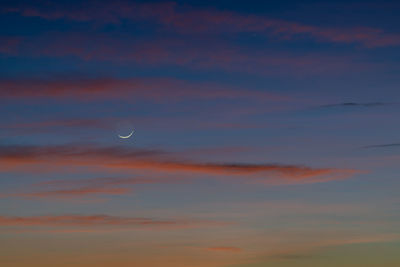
362,143,400,149
2,1,400,47
16,176,179,199
0,35,361,75
0,76,285,102
319,102,394,108
0,214,227,230
0,143,358,183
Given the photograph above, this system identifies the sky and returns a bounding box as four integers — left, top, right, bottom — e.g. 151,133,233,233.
1,0,400,266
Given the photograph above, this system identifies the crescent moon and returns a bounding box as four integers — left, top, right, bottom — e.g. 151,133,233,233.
118,130,134,139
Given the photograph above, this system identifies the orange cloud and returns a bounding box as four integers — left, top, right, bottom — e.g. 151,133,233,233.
0,144,358,183
0,214,226,230
104,161,342,180
15,177,176,199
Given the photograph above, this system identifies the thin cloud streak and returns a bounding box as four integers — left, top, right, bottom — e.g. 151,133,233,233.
362,143,400,149
319,102,394,108
16,177,178,199
0,33,364,75
0,214,227,230
2,1,400,47
0,144,358,183
0,77,286,102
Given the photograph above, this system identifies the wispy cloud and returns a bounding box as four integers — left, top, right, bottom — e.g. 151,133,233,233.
0,76,285,102
0,214,226,230
2,1,399,47
319,102,394,108
15,176,177,199
0,33,364,75
362,143,400,149
0,144,358,184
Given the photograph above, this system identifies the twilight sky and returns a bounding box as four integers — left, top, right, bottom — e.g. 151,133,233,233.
1,0,400,266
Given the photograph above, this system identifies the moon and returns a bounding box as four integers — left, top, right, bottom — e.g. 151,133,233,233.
118,130,134,139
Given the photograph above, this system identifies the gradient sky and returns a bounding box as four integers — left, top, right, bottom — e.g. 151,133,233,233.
1,0,400,266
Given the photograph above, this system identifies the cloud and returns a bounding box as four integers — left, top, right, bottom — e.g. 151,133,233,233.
0,32,364,76
36,176,165,187
206,247,242,253
362,143,400,149
0,214,226,230
0,144,358,183
15,177,177,199
0,77,285,102
319,102,393,108
19,187,131,198
2,1,399,47
0,144,164,160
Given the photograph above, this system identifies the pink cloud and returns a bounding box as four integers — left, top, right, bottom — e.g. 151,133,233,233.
0,76,287,102
0,144,358,184
0,33,370,76
2,1,399,47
